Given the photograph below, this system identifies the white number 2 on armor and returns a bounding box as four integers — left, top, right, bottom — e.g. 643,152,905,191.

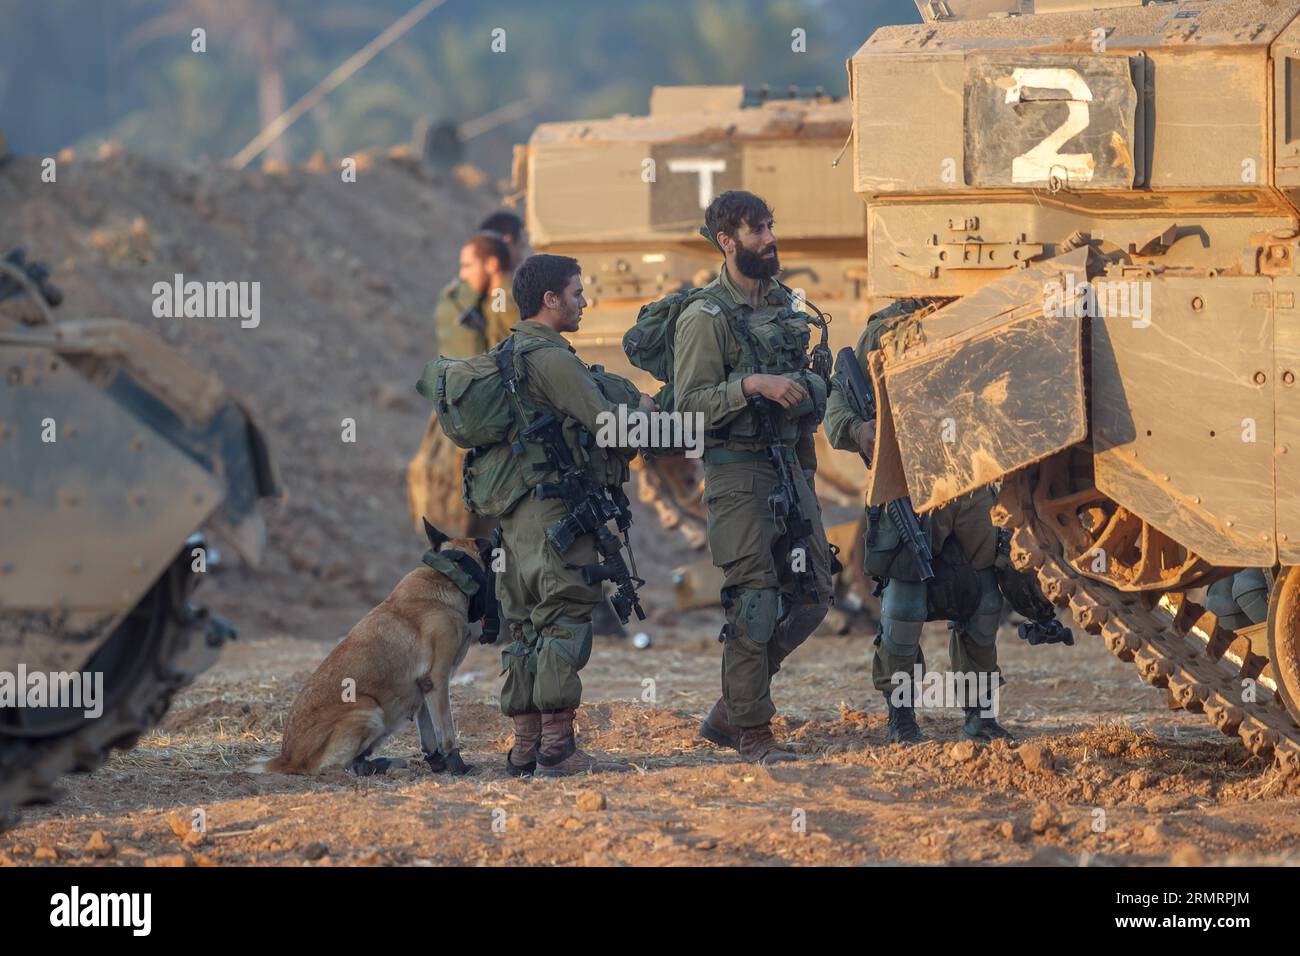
1006,67,1095,185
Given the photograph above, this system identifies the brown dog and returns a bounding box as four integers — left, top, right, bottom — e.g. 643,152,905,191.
251,520,495,776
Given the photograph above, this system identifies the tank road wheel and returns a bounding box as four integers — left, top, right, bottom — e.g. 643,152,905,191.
993,451,1300,770
1268,568,1300,726
1032,446,1215,591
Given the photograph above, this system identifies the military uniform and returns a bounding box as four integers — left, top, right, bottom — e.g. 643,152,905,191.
674,266,832,760
432,279,520,358
476,319,640,775
824,300,1006,742
410,279,521,538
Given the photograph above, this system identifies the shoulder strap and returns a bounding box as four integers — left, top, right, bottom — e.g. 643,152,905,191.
494,336,532,428
732,307,763,370
496,333,566,427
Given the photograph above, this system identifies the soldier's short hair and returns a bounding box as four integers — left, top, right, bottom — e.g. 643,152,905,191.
463,234,511,273
513,254,581,320
705,190,774,245
479,210,524,243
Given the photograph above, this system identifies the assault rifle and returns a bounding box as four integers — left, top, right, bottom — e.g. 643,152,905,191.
519,410,646,624
747,394,821,603
833,347,935,582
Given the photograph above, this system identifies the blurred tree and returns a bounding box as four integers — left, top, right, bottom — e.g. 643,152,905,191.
0,0,917,171
126,0,301,164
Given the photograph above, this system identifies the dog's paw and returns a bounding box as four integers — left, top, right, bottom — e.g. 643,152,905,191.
424,749,473,775
423,750,447,773
445,749,472,776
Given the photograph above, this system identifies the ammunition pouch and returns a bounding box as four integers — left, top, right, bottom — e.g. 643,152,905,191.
863,506,909,580
925,536,981,624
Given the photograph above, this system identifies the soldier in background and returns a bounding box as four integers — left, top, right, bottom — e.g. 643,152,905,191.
430,209,526,357
435,233,519,357
409,213,526,538
824,301,1011,745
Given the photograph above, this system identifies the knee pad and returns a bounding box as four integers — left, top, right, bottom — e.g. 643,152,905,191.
1231,569,1270,626
880,617,923,656
882,578,928,624
728,588,780,645
963,611,1001,647
957,568,1002,647
1205,577,1238,620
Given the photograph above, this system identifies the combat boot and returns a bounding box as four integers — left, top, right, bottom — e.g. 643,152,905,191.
698,696,740,750
963,706,1014,742
506,713,541,777
534,708,628,777
885,701,926,745
737,722,797,765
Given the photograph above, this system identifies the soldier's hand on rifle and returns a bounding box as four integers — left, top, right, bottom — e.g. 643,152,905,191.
743,373,808,410
856,419,876,461
637,392,659,414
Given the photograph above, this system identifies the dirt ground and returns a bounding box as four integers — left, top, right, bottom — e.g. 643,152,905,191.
6,536,1300,868
4,149,1300,867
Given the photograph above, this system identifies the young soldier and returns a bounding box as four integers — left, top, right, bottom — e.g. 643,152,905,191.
674,190,834,765
488,254,657,777
824,300,1011,744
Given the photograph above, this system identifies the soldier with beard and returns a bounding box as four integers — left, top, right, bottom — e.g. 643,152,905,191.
673,190,833,764
434,212,526,357
410,214,526,539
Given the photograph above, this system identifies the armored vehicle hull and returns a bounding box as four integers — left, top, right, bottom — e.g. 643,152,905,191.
852,0,1300,763
0,255,278,825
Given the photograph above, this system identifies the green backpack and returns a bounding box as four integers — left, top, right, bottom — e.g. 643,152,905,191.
621,287,728,413
416,336,554,449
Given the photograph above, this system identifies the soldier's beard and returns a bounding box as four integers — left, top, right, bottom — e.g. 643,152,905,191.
735,243,780,279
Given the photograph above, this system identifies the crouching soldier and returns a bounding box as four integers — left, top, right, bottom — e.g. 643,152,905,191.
825,300,1011,745
474,254,657,777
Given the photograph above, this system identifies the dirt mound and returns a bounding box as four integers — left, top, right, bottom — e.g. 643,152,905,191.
0,147,499,633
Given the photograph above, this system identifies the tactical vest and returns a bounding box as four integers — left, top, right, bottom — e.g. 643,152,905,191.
461,335,638,517
862,298,924,357
718,287,828,447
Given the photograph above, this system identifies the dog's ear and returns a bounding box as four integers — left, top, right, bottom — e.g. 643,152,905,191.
423,517,450,550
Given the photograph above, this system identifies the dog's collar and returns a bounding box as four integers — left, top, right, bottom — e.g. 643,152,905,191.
421,548,488,622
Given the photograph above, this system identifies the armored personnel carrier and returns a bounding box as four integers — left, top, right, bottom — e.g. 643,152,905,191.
0,250,278,825
851,0,1300,764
